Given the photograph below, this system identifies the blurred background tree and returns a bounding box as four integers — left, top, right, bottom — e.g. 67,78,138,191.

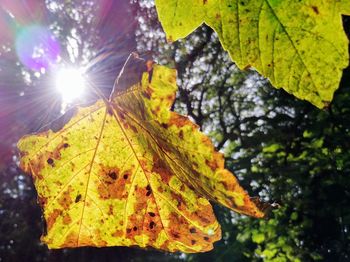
0,1,349,261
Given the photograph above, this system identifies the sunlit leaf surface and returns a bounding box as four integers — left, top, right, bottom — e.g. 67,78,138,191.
18,62,264,252
155,0,350,108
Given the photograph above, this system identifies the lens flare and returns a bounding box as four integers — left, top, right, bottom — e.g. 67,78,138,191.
55,67,86,103
15,25,60,71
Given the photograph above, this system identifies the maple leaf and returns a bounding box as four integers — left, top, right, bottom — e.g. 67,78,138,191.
155,0,350,108
17,58,265,253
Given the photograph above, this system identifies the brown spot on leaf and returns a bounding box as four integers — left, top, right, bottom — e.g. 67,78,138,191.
218,169,239,192
142,91,151,99
143,86,153,100
58,187,73,209
61,232,79,247
75,194,82,203
125,186,149,240
201,136,213,147
50,140,71,161
311,5,319,14
161,123,168,129
157,186,164,193
47,158,54,166
166,94,174,103
171,192,185,208
243,64,252,70
180,184,185,191
108,172,117,180
205,159,218,171
152,154,174,183
189,202,217,226
38,196,48,207
160,240,170,250
97,166,130,199
53,141,70,155
169,114,192,128
46,209,62,230
117,111,126,120
206,152,224,171
112,229,124,238
155,106,161,113
95,237,107,247
179,130,184,139
198,215,210,224
129,123,138,133
108,205,114,215
145,185,152,196
149,221,156,229
145,216,162,241
63,214,72,225
167,212,195,246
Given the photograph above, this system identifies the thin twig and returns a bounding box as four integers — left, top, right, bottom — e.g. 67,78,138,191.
109,52,144,101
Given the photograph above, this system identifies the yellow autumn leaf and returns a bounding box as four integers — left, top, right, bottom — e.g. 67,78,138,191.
155,0,350,108
17,60,265,253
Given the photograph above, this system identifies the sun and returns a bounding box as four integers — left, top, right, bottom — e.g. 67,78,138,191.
55,67,86,103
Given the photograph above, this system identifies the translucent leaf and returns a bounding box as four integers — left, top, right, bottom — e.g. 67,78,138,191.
155,0,350,108
18,61,265,253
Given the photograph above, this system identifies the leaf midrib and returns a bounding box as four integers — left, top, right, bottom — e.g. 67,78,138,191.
76,107,108,246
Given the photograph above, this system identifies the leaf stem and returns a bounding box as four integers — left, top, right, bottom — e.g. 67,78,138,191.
109,52,143,101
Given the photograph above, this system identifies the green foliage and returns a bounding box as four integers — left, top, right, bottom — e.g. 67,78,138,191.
219,80,350,261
